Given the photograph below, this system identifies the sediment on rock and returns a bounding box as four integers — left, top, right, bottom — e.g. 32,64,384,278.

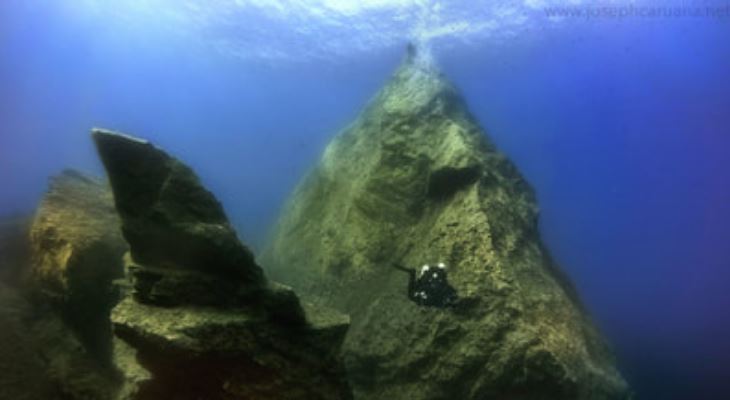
263,48,631,400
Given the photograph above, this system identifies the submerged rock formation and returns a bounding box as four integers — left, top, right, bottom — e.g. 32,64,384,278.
263,51,631,399
29,169,127,362
0,215,31,285
0,170,129,400
92,130,302,318
0,283,56,400
93,128,352,400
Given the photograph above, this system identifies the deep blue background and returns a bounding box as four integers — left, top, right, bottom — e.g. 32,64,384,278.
1,2,728,399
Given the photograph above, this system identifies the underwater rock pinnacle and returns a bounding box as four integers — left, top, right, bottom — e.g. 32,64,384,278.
92,130,264,287
93,129,352,400
93,129,279,308
262,51,632,399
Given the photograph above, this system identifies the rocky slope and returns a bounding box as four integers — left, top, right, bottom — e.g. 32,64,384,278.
262,50,631,399
93,128,352,400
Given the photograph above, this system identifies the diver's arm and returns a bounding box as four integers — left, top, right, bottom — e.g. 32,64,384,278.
391,263,411,273
391,263,417,301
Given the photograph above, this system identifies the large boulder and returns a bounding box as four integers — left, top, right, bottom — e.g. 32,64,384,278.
29,169,127,362
93,128,352,400
0,170,130,400
262,50,632,399
92,130,275,310
112,292,349,400
92,130,263,289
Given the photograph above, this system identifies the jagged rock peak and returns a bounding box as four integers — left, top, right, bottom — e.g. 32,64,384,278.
92,128,264,286
374,43,464,117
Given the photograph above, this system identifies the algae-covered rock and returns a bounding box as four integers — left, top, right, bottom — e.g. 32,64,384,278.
28,305,124,400
0,279,123,400
92,130,264,288
29,169,127,362
93,128,352,400
0,283,56,400
262,50,631,399
112,294,349,400
0,215,32,286
92,129,297,317
23,169,128,400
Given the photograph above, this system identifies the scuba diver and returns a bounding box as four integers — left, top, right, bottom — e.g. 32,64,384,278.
391,262,458,308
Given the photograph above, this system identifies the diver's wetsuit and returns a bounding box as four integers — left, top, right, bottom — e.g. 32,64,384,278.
392,263,458,308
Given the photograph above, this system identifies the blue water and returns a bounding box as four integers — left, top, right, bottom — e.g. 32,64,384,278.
1,1,729,399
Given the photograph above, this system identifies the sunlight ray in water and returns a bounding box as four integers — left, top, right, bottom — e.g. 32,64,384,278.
67,0,615,63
